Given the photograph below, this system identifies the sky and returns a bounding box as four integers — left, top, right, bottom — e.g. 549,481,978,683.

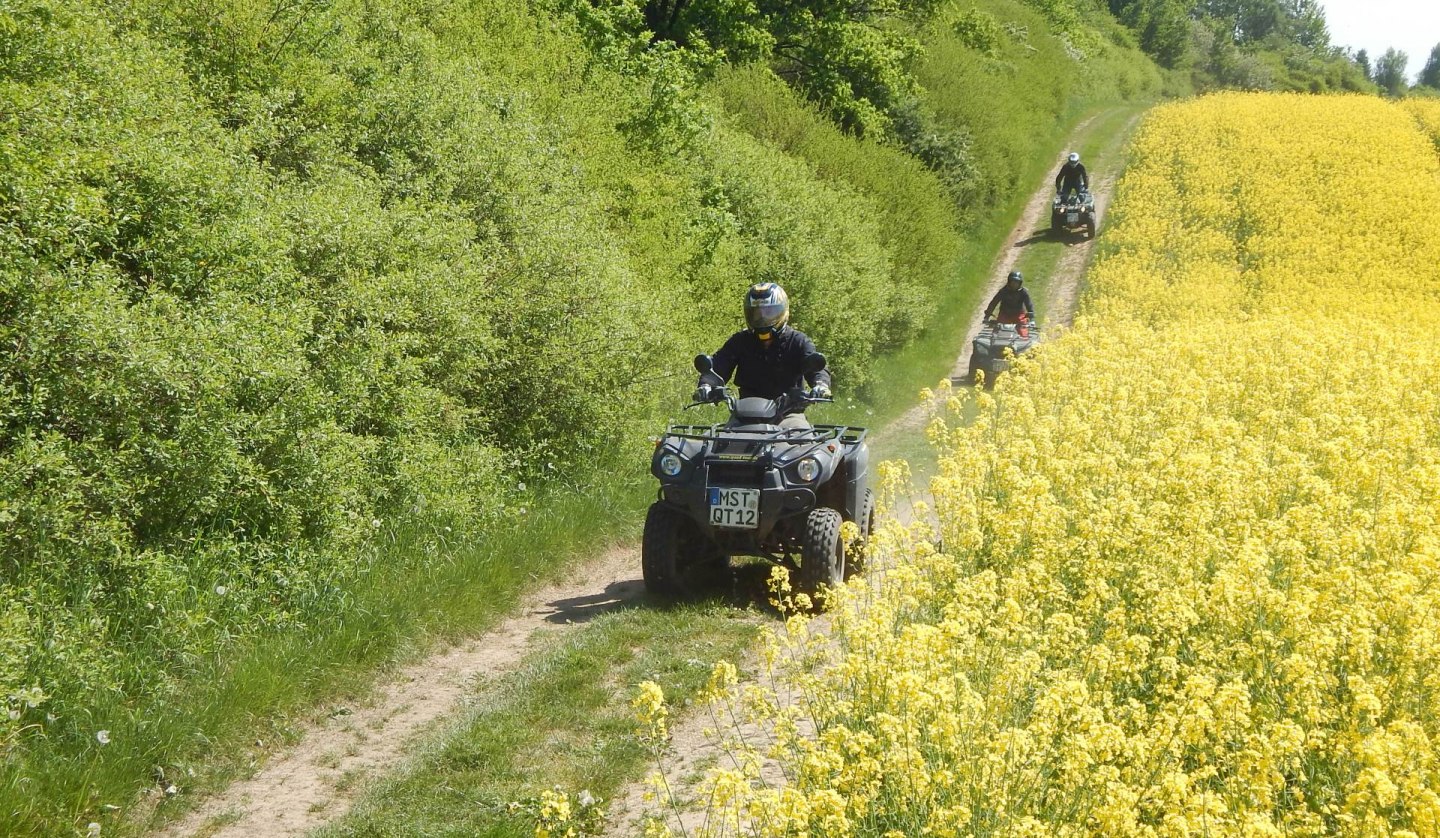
1320,0,1440,82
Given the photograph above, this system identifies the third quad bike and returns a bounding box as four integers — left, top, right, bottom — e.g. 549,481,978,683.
967,320,1039,390
643,353,872,600
1051,190,1097,239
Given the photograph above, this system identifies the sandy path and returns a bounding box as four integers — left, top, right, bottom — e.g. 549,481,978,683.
155,546,643,838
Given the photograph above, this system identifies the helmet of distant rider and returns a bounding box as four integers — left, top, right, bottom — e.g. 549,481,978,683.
745,282,790,340
1067,152,1080,164
1007,270,1023,286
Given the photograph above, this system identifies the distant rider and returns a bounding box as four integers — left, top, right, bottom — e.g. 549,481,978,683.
1055,151,1089,200
984,271,1036,328
694,282,831,428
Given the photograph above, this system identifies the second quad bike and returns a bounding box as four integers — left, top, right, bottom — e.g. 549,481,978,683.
967,320,1039,390
643,353,872,600
1051,190,1097,239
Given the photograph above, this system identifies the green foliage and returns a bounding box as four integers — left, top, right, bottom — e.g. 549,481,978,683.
1421,44,1440,91
1375,47,1410,98
578,0,941,135
707,65,962,347
0,0,1165,830
1109,0,1193,68
1098,0,1375,94
951,7,1006,55
918,0,1161,208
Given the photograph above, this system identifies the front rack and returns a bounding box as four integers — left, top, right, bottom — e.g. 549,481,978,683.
660,423,868,468
662,423,867,445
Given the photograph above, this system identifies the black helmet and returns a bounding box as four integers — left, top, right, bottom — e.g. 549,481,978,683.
1007,270,1023,285
744,282,790,340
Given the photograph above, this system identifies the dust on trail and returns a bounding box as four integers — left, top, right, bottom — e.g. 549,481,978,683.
154,546,643,838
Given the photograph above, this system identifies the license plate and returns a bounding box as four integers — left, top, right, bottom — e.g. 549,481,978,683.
708,487,759,529
1066,212,1079,223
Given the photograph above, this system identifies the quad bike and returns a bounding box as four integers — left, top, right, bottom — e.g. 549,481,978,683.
643,353,873,600
1051,190,1097,239
967,319,1039,390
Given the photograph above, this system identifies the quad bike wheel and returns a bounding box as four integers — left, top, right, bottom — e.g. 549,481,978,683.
798,507,845,597
642,502,728,599
982,368,997,391
845,488,876,578
1084,218,1096,239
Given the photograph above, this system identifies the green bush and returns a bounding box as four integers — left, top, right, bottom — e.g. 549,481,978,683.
0,0,1164,829
918,0,1161,206
707,65,963,341
952,7,1007,55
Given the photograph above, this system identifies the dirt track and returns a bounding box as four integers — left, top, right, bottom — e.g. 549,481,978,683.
153,110,1132,838
155,547,643,838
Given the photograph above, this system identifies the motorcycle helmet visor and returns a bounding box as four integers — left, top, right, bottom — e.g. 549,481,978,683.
746,299,788,333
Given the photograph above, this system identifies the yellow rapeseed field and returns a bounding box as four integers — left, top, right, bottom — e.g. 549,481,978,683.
1407,100,1440,149
616,93,1440,838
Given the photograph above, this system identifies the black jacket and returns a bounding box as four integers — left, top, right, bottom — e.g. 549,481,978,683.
1055,161,1089,193
702,328,831,401
985,286,1034,320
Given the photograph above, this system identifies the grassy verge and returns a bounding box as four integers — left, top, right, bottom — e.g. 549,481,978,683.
314,605,759,838
11,477,652,837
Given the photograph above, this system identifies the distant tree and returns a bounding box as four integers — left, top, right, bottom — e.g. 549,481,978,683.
1284,0,1328,48
1419,43,1440,89
1374,47,1408,97
1354,48,1371,80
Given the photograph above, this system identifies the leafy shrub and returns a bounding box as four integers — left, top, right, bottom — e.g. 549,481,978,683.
951,7,1006,55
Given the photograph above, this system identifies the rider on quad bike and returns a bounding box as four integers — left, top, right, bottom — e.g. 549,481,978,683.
644,282,869,601
984,271,1036,332
693,282,832,429
1055,151,1088,200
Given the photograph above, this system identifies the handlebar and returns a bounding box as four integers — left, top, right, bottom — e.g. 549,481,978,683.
685,388,833,409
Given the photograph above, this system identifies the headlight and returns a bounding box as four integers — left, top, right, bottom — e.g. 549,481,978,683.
796,457,822,482
659,453,683,477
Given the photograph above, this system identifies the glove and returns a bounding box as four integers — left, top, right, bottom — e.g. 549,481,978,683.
692,384,714,403
810,383,832,400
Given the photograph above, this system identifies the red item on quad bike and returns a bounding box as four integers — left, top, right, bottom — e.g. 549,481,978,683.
996,311,1030,337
